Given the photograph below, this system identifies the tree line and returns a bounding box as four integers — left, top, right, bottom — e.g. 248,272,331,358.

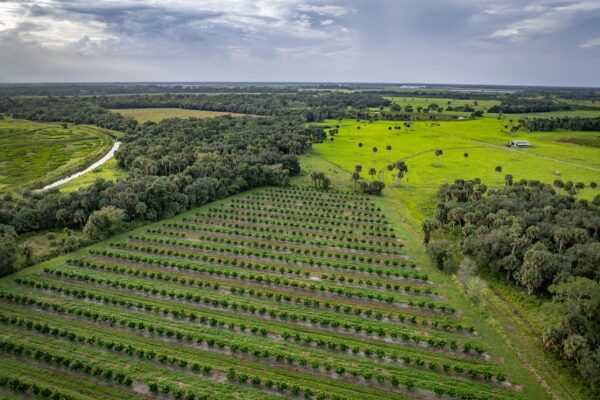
522,116,600,132
488,96,572,114
423,178,600,393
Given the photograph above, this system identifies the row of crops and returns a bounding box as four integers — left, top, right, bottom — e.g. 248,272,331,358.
0,187,522,400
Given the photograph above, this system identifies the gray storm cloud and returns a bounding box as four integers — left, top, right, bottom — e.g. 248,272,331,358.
0,0,599,85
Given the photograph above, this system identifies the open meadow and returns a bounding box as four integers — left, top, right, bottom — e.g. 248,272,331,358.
314,118,600,220
0,119,118,193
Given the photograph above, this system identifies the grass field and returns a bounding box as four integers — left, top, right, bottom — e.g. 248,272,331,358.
0,119,118,193
110,108,248,123
59,158,127,192
315,118,600,220
0,186,549,400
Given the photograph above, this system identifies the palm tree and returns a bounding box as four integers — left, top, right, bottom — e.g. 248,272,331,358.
368,168,376,179
354,164,362,174
352,171,360,189
310,172,320,189
386,145,392,151
421,219,437,244
463,152,469,167
495,165,502,184
395,161,408,186
358,143,363,148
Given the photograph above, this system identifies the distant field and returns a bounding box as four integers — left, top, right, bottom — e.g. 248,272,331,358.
314,118,600,220
0,119,116,193
384,96,600,119
110,108,248,122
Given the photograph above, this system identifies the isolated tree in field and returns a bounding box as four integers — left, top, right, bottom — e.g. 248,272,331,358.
358,143,363,149
386,145,392,151
354,164,362,173
463,153,469,166
372,147,378,154
0,224,17,277
434,149,443,166
83,206,126,240
394,161,408,186
576,182,585,190
368,168,377,179
495,165,502,183
591,181,597,189
504,174,513,186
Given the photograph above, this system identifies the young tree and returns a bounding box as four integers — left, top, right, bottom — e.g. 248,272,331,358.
83,206,126,240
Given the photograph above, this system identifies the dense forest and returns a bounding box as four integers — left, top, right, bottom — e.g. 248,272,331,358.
0,115,319,240
488,97,572,113
0,93,391,123
424,179,600,392
0,97,137,133
523,116,600,132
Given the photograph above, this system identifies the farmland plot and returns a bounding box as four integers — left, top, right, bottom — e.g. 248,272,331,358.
0,188,523,400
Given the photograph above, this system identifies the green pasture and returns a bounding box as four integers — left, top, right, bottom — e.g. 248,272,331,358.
110,108,248,123
0,119,117,193
314,118,600,220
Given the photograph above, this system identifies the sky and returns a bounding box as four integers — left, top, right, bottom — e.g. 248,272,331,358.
0,0,599,86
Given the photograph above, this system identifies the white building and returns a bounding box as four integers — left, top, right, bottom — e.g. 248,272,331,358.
508,140,532,148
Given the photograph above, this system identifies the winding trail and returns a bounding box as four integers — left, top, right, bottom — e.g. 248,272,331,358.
41,141,121,191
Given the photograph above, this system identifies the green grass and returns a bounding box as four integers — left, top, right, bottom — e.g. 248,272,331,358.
110,108,248,123
315,118,600,220
0,119,118,193
297,117,597,400
59,157,127,192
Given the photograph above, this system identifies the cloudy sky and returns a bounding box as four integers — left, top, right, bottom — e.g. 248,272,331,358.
0,0,599,86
